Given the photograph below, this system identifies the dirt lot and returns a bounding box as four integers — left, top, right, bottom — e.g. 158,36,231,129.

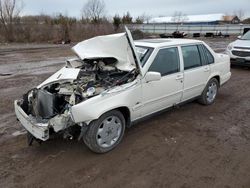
1,38,250,188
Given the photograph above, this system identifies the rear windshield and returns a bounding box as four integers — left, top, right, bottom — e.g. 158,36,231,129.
135,46,154,67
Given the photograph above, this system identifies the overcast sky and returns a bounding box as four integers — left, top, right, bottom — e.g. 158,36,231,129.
21,0,250,19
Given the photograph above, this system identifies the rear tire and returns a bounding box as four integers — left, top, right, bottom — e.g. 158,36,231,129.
83,110,125,153
198,78,219,105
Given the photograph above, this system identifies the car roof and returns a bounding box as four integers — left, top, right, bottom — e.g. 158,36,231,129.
134,38,203,48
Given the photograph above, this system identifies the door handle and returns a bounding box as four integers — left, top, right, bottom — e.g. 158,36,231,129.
176,75,183,80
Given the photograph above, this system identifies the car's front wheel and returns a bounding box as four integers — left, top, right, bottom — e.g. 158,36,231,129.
198,78,219,105
83,110,125,153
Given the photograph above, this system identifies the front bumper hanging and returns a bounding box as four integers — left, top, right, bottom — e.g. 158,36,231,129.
14,100,49,141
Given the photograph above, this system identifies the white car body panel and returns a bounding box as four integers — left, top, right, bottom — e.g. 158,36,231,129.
210,53,231,85
72,32,138,72
71,79,143,123
182,65,210,101
124,27,143,74
37,67,80,89
141,72,183,116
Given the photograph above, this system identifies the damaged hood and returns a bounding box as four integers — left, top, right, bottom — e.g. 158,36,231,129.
72,30,141,72
37,67,80,88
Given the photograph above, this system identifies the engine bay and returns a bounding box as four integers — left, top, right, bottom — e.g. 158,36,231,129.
20,58,137,134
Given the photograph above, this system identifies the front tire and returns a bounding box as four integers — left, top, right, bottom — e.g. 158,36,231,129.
198,78,219,105
83,110,125,153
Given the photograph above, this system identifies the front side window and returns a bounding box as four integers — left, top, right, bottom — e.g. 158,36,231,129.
148,47,180,76
135,46,154,67
182,45,202,70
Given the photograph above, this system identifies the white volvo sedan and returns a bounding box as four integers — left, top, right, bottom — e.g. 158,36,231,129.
14,28,231,153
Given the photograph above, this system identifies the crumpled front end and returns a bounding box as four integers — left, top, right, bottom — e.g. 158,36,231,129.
14,88,75,141
14,100,49,141
15,56,138,142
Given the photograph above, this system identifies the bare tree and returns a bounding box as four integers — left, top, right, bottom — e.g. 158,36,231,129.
135,13,152,24
234,9,245,21
171,11,188,31
0,0,23,42
82,0,105,23
142,13,152,24
171,11,188,24
52,13,76,43
122,11,133,24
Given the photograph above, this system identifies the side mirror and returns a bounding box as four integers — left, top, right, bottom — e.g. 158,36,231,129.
237,35,241,39
145,71,161,83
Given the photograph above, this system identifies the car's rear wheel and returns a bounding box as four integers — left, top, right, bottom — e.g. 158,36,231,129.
198,78,219,105
83,110,125,153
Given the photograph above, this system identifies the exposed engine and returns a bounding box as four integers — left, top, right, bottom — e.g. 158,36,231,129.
20,58,137,134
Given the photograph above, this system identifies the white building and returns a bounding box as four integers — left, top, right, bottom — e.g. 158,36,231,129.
148,14,240,25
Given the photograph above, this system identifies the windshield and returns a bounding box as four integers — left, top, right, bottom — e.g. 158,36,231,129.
135,46,154,67
241,31,250,40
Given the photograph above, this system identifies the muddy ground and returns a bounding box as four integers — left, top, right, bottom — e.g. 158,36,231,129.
1,38,250,188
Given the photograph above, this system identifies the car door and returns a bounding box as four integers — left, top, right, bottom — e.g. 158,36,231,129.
181,44,210,101
141,47,184,116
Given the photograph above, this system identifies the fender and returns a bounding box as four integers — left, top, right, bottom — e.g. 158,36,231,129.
70,80,142,124
206,71,221,85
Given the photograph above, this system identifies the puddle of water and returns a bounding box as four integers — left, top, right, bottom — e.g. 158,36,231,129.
0,73,12,76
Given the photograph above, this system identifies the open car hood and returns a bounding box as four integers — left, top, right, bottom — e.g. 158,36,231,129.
72,27,142,73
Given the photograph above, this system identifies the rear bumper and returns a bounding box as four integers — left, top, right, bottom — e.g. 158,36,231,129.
220,72,231,86
14,100,49,141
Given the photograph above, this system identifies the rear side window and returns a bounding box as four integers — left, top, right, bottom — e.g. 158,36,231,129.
182,45,202,70
202,45,214,64
198,45,207,65
149,47,180,76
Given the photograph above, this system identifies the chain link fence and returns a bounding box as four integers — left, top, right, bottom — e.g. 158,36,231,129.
128,24,250,35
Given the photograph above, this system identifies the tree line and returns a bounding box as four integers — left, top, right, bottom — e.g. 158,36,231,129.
0,0,149,43
0,0,249,43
